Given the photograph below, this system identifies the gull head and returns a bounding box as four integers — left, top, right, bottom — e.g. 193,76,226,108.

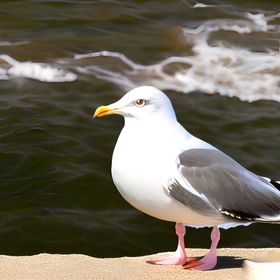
94,86,176,122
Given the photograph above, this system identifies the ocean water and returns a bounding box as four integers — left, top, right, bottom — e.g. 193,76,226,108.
0,0,279,257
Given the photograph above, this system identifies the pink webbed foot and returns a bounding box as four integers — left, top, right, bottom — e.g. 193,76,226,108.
184,226,221,271
184,255,216,270
147,254,187,265
183,258,204,269
147,223,187,265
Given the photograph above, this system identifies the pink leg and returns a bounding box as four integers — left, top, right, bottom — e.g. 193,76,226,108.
147,223,187,265
184,226,220,270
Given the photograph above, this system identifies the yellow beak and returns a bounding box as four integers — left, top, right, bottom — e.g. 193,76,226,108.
93,106,115,118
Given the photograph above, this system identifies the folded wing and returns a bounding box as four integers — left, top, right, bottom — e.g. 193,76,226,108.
169,149,280,222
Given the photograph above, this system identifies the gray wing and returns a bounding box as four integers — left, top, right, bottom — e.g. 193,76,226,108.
169,148,280,222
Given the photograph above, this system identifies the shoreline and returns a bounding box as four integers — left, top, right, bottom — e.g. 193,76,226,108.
0,248,279,280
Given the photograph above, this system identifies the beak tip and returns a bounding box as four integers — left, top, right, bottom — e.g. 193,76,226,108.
93,106,112,118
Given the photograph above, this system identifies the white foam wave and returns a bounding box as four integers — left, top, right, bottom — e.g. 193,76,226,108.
182,0,226,9
74,10,280,103
0,41,29,47
0,55,77,82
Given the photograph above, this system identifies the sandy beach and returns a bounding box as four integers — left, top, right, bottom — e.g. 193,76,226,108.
1,248,279,280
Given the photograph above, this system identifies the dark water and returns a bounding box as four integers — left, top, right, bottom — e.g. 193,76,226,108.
0,0,279,257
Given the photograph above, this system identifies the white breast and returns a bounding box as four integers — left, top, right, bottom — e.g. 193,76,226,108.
111,121,222,225
112,123,174,215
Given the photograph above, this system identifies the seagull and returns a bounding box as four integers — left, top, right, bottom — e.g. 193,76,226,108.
94,86,280,270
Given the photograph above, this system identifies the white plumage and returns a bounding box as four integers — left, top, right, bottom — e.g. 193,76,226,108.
94,86,280,270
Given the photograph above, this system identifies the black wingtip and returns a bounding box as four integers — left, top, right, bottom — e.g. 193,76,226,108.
219,209,259,221
271,180,280,191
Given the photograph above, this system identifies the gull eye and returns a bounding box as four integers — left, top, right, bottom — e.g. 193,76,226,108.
135,99,146,107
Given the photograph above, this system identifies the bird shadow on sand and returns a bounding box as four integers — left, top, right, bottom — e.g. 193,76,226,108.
188,255,245,270
214,256,245,270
